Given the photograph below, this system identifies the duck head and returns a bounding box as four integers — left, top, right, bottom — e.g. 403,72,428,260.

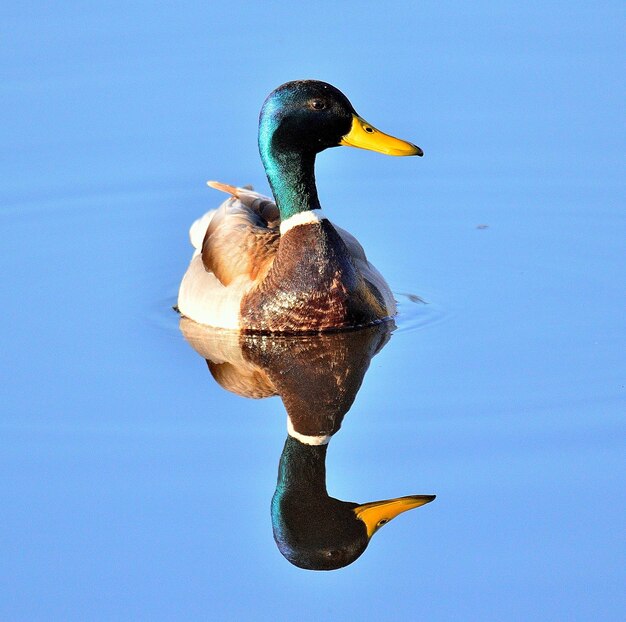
272,437,435,571
258,80,423,218
259,80,423,157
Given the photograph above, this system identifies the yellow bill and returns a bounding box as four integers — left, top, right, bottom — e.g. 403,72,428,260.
340,114,423,156
354,494,435,538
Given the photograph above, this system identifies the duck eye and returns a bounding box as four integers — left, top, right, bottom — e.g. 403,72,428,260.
310,99,326,110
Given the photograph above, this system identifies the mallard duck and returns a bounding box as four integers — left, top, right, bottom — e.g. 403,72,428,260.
179,319,435,570
178,80,422,332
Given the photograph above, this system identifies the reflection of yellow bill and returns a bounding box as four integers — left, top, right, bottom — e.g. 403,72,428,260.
340,114,423,156
354,494,436,537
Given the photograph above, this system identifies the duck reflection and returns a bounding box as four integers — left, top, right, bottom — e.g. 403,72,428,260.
180,319,435,570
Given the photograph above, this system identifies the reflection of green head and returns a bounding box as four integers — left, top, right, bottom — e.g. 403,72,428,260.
271,436,435,571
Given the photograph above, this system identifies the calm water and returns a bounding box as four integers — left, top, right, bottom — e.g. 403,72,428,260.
2,3,624,620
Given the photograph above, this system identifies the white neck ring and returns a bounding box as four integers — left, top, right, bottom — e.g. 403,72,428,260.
280,209,327,235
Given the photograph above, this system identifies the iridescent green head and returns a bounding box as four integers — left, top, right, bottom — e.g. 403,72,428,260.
259,81,356,158
258,80,422,220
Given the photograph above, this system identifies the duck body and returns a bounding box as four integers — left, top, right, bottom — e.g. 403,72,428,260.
178,80,422,333
178,187,395,332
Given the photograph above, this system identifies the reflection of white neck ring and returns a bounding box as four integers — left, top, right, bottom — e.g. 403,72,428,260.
287,416,331,446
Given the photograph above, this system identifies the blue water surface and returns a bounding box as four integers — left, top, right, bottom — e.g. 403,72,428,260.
1,2,624,621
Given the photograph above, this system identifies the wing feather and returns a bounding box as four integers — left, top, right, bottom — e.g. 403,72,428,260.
196,184,280,287
334,224,397,315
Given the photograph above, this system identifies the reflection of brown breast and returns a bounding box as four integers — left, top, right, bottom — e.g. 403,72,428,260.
240,220,387,333
241,322,392,437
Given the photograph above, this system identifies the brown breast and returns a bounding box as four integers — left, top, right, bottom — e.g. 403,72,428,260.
240,220,388,333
